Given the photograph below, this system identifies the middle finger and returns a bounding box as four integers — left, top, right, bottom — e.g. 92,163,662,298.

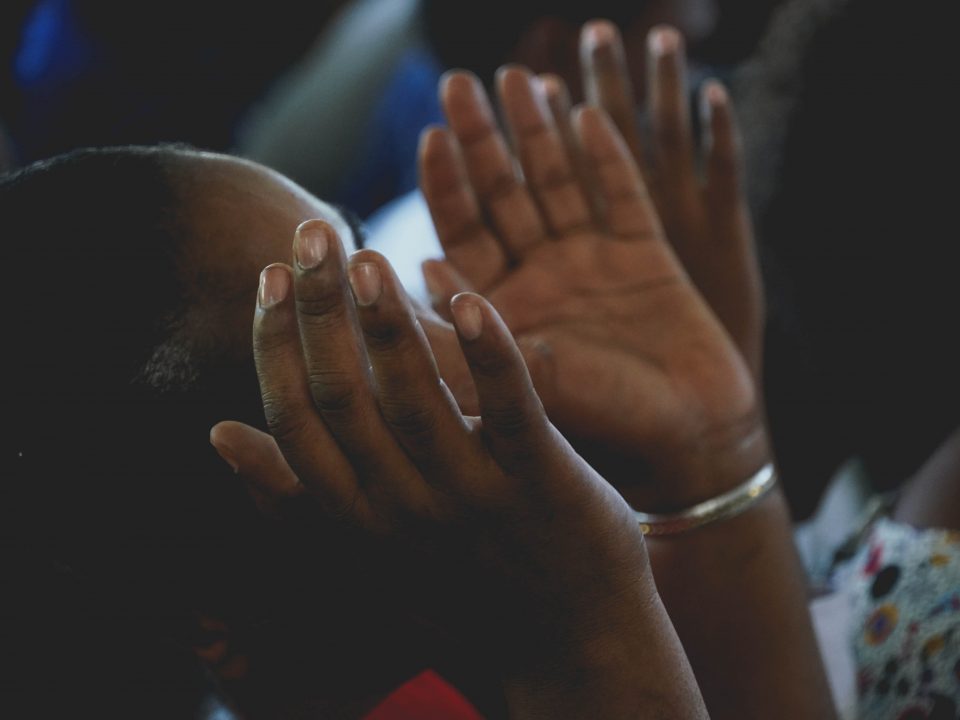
497,66,593,238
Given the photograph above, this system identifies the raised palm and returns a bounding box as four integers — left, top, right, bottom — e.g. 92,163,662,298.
420,68,767,511
578,22,764,376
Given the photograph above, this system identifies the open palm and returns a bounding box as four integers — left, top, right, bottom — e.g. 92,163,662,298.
420,69,767,511
577,22,763,376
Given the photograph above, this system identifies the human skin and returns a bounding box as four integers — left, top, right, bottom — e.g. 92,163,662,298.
419,67,764,513
213,73,832,714
245,217,708,718
163,148,700,717
191,51,832,715
579,22,763,377
415,36,834,718
894,426,960,532
165,150,360,359
145,150,478,716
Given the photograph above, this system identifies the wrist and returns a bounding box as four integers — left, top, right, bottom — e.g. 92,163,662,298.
618,411,773,514
634,462,777,536
645,486,792,565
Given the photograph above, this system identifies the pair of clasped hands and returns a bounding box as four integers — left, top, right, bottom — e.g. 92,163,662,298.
212,22,799,720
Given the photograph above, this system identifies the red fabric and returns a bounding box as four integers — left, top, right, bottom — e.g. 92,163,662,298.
362,670,483,720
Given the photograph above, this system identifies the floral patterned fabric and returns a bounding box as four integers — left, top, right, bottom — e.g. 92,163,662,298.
845,518,960,719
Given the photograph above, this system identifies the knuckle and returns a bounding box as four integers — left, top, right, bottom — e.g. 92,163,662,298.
295,292,349,325
484,402,537,439
253,314,296,356
261,396,312,449
379,396,441,442
362,317,411,355
322,486,365,526
471,348,516,378
307,370,362,417
253,329,295,361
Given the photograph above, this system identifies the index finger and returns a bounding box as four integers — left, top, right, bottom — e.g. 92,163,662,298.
440,71,547,260
497,66,592,237
419,126,509,292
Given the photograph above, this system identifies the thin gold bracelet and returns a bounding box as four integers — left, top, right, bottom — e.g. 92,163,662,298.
634,463,777,536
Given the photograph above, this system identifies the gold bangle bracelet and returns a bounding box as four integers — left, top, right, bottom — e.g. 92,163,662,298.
634,463,777,536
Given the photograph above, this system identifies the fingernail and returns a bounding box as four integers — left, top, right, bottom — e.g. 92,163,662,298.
705,81,727,108
348,262,382,306
539,74,561,101
649,27,680,57
210,433,239,474
452,298,483,340
258,265,289,308
295,222,329,269
584,20,615,52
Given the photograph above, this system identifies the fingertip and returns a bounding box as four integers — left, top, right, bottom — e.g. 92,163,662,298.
210,419,240,439
443,71,495,131
496,64,533,94
212,421,305,499
438,69,462,94
347,249,406,309
294,219,339,271
704,79,729,108
494,63,531,85
295,218,339,243
538,73,563,99
258,263,292,309
347,262,382,308
211,421,274,476
450,292,484,341
209,423,241,473
421,125,455,159
443,69,483,100
348,247,388,265
701,80,741,163
419,124,448,153
582,18,617,52
648,25,682,57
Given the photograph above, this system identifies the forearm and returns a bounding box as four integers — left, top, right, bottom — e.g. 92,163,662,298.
501,571,708,719
647,489,835,719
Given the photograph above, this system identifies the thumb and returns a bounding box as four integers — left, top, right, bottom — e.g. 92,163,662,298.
210,421,303,504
